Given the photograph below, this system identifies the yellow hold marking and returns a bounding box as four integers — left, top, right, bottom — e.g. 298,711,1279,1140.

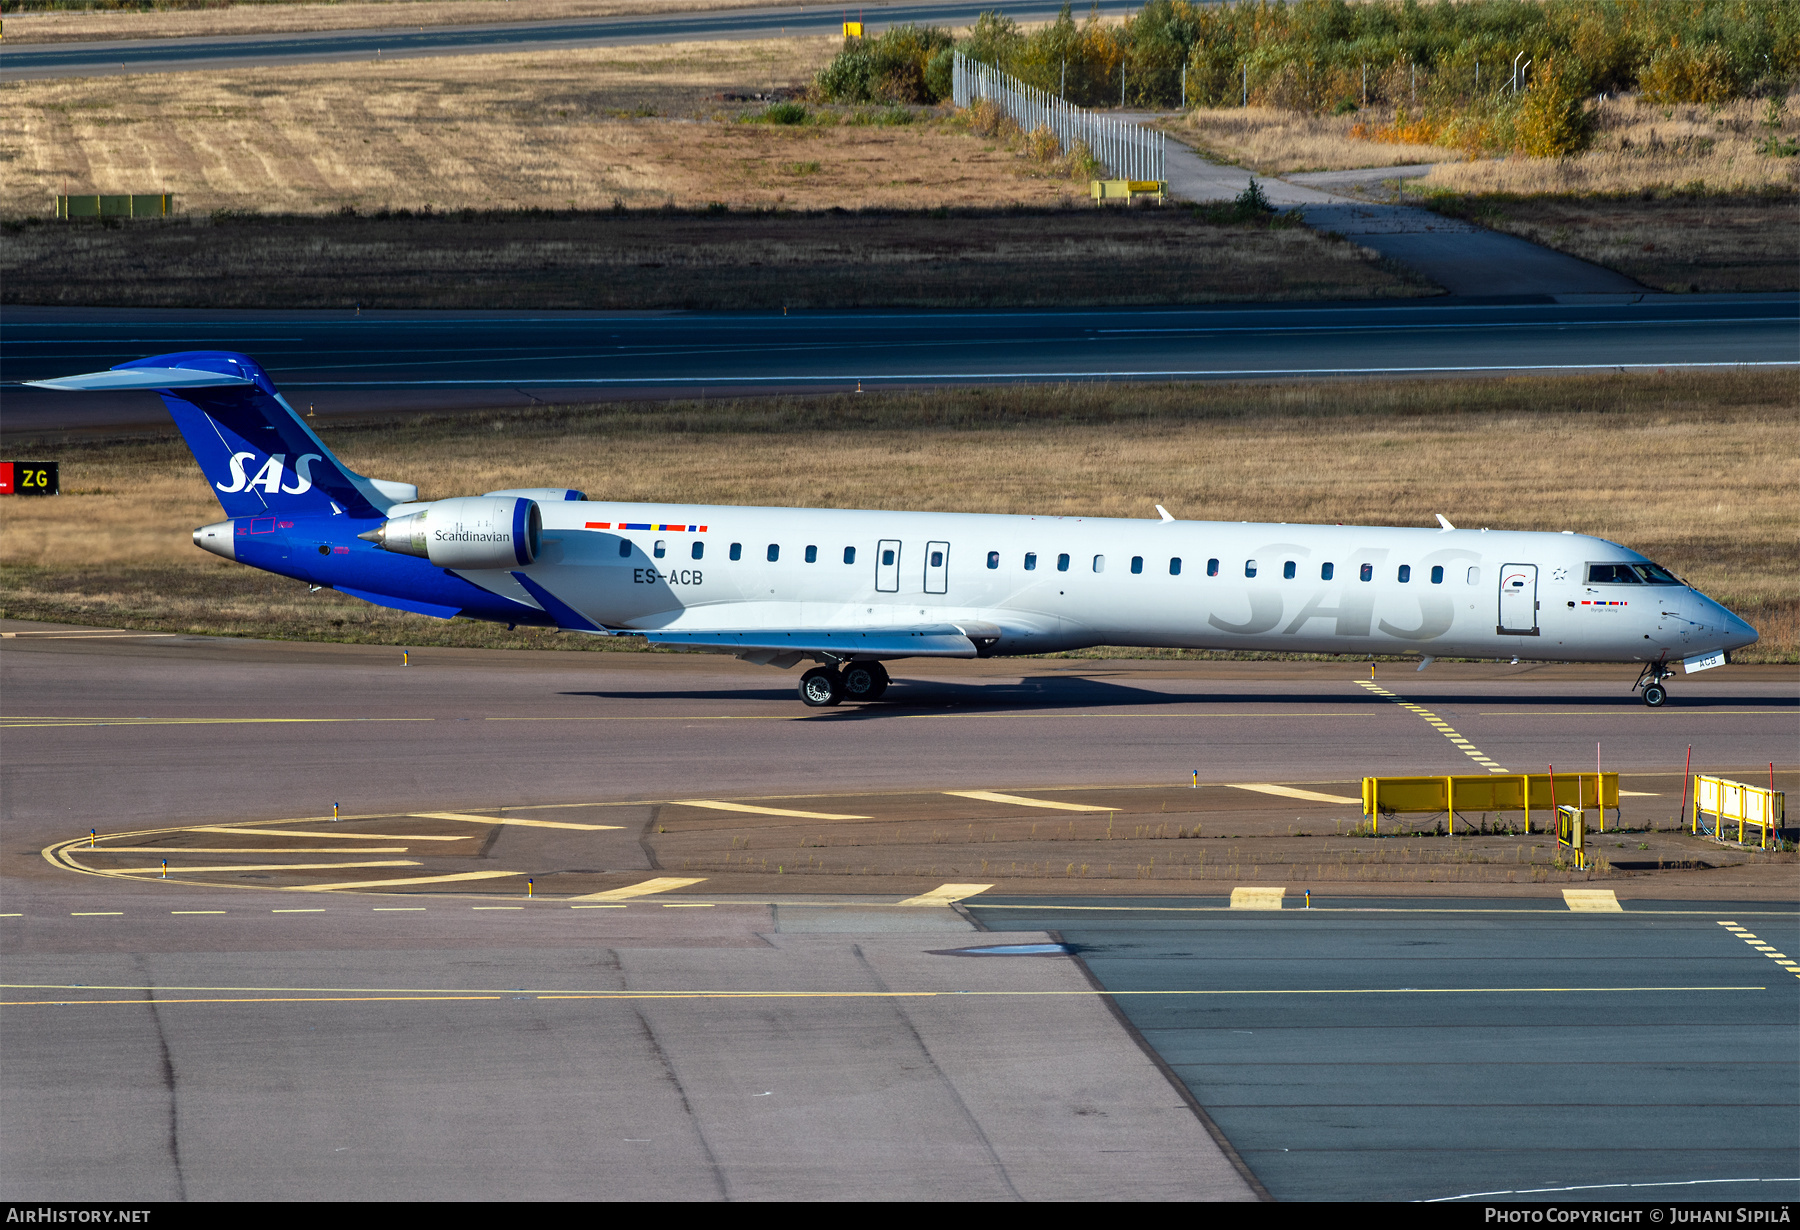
570,876,707,902
943,790,1109,812
897,883,993,907
193,827,472,841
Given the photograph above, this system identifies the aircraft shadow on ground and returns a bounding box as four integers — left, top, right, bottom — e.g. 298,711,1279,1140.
558,674,1792,715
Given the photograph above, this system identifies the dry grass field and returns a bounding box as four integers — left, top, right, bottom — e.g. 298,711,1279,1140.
1,0,808,43
4,371,1794,661
1420,191,1800,294
1179,94,1800,193
1,207,1420,308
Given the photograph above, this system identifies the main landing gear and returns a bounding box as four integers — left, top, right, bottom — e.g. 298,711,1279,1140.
798,661,890,708
1634,659,1673,708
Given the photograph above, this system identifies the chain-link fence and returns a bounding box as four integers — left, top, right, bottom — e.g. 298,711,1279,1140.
952,51,1165,183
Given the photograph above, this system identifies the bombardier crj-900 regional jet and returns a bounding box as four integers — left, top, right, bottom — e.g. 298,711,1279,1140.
32,352,1758,708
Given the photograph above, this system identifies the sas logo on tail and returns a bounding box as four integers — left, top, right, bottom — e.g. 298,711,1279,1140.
216,452,324,495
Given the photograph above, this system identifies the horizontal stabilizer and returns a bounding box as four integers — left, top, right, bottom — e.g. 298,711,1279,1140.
26,367,253,392
637,626,979,658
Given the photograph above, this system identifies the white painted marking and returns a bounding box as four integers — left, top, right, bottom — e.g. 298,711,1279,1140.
1228,783,1361,805
411,811,621,831
112,860,419,875
897,883,993,907
669,800,871,820
944,790,1109,812
570,877,707,902
287,870,526,892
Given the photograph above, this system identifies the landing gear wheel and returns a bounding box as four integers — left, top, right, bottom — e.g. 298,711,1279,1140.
841,661,889,701
1642,683,1667,707
799,666,845,708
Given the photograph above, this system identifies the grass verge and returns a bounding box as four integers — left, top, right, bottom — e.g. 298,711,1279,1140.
4,371,1793,660
1415,189,1799,294
0,205,1420,309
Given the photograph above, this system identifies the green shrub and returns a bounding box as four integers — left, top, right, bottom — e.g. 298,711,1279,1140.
814,24,954,104
753,101,812,125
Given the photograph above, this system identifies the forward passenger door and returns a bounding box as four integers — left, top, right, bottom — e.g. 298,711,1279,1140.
1498,563,1539,635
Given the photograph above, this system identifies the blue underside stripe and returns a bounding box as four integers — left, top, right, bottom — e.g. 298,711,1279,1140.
509,572,602,633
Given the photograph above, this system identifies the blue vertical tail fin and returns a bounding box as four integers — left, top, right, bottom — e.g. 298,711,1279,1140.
27,351,410,520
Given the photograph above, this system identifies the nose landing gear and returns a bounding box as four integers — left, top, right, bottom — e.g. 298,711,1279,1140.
1634,659,1673,707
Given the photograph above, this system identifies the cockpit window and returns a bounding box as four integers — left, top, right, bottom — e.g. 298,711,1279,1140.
1588,562,1680,585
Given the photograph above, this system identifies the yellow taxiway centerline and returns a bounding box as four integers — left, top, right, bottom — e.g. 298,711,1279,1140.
285,869,528,892
942,790,1111,812
87,847,410,854
110,860,421,875
191,827,473,841
410,811,621,832
669,800,872,820
1,984,1767,1009
1227,783,1362,805
570,876,708,902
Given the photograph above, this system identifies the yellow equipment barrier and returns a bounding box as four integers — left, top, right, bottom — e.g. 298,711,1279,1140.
1091,179,1166,204
1556,805,1586,870
57,194,174,219
842,21,863,37
1692,775,1785,849
1362,773,1618,836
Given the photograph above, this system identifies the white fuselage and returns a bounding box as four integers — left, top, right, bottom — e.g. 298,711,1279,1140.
462,503,1756,664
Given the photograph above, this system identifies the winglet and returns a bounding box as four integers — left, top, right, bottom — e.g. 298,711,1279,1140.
1155,504,1175,523
509,571,603,633
1435,514,1456,532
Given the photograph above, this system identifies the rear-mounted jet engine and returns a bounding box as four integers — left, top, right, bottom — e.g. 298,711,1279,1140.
361,495,542,569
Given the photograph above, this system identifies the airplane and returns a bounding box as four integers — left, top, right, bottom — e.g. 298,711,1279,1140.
29,351,1758,708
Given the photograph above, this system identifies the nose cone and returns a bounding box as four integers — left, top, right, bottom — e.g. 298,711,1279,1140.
1723,610,1759,652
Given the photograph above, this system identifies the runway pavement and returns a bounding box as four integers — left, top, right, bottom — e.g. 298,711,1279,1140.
5,296,1795,433
4,630,1793,1199
0,0,1073,81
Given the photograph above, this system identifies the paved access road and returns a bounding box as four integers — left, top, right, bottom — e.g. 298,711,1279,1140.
5,297,1794,431
0,0,1072,80
970,896,1800,1202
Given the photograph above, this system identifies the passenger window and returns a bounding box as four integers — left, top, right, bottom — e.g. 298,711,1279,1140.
1207,558,1219,577
1169,557,1182,576
1093,555,1105,573
1057,553,1070,572
844,546,856,565
618,539,632,558
1245,560,1257,578
804,545,818,563
1321,562,1334,580
1398,565,1412,583
1430,565,1444,584
767,544,780,562
653,539,666,559
691,541,704,561
1130,556,1143,574
729,542,742,561
930,550,944,568
1359,563,1373,582
1466,566,1480,585
1024,552,1037,571
1282,561,1296,580
882,548,895,566
987,551,1000,570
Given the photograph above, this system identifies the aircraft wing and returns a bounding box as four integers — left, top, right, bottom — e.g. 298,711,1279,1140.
638,626,981,658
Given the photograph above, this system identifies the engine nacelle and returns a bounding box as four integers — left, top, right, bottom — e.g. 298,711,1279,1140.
361,496,541,569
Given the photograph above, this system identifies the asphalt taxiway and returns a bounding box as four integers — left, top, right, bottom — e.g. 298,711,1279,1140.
3,629,1794,1200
